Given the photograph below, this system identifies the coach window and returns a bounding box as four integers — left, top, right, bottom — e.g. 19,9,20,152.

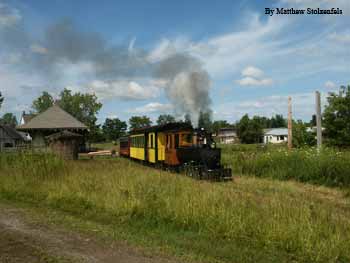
150,134,153,148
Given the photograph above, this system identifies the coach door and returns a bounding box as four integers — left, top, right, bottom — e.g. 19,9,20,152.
147,132,156,163
165,133,180,166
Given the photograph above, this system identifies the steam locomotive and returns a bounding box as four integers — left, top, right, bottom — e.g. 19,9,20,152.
119,122,232,181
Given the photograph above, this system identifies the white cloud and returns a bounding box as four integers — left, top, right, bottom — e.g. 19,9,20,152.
130,102,173,114
237,77,274,86
87,79,160,101
242,66,264,78
236,66,273,86
214,92,328,122
0,3,21,27
324,80,336,89
1,52,23,65
128,37,136,52
149,4,349,81
329,32,350,43
147,37,191,63
30,44,48,55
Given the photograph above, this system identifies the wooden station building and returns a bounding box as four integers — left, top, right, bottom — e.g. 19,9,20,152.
17,105,88,159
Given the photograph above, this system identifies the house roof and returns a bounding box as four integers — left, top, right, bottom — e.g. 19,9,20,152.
46,130,83,141
217,128,237,137
22,113,36,124
264,128,288,136
0,125,24,140
17,105,87,131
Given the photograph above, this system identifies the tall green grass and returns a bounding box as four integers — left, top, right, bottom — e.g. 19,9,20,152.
0,153,350,262
222,145,350,188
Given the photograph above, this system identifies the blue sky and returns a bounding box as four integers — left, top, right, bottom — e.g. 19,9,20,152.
0,0,349,125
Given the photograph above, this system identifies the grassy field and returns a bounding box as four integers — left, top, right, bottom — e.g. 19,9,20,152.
221,144,350,188
91,142,118,151
0,152,350,262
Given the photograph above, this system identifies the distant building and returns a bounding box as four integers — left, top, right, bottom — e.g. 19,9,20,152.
216,128,238,144
306,126,325,133
17,105,88,159
20,111,36,125
0,124,26,151
263,128,288,144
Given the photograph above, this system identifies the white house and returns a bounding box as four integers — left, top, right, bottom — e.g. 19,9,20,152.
215,128,238,144
20,111,36,125
263,128,288,144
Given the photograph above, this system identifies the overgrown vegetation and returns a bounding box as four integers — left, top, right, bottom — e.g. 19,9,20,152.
0,153,350,262
222,144,350,188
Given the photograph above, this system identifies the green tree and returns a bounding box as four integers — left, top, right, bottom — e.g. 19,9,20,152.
0,92,3,109
271,114,287,128
102,118,127,141
237,114,263,144
129,116,152,130
198,111,212,131
58,89,102,142
212,120,234,134
309,114,317,127
156,114,175,125
323,85,350,147
1,113,18,127
32,91,54,113
32,89,103,142
292,120,316,148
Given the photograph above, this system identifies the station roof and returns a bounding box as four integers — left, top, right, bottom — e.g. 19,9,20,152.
17,105,87,131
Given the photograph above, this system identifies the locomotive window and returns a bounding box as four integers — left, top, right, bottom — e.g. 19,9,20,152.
175,134,179,148
181,133,192,145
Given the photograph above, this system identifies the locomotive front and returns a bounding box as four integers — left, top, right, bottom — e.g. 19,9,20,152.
177,128,232,181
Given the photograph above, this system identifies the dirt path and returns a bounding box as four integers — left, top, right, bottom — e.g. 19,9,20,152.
0,203,183,263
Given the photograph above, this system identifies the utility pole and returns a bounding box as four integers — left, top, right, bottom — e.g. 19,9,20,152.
288,96,293,150
315,91,322,150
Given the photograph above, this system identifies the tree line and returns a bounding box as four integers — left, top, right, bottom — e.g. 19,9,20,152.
0,85,349,147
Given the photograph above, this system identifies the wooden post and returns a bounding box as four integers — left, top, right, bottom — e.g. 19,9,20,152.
288,96,293,150
315,91,322,149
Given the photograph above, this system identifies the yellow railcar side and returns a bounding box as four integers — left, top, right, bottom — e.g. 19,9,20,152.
130,134,145,161
148,132,156,163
